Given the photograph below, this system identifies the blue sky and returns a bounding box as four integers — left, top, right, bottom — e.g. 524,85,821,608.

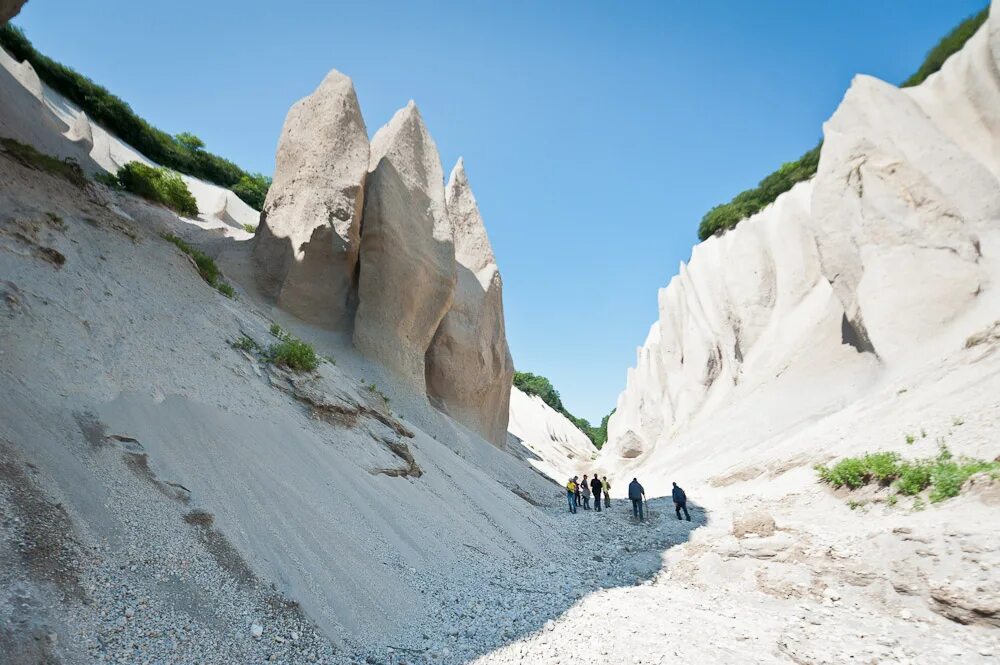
13,1,986,422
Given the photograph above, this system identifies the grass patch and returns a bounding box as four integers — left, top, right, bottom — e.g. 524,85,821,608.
0,137,86,187
116,162,199,216
268,337,318,372
242,223,257,234
905,433,915,445
816,445,1000,505
160,233,233,296
231,335,260,353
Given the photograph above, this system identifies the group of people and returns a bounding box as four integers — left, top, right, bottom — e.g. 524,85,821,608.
565,474,610,513
567,475,692,523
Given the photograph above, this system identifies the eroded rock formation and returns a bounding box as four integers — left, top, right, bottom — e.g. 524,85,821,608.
353,101,456,388
252,69,369,330
604,6,1000,464
425,159,514,447
0,0,27,25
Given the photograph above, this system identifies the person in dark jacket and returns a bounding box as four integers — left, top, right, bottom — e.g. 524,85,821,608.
672,482,690,521
574,476,582,507
628,478,645,520
590,475,604,512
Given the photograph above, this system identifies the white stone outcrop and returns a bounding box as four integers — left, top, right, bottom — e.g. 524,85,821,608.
354,102,456,387
425,159,514,447
65,110,93,151
507,387,597,481
604,6,1000,465
252,69,369,330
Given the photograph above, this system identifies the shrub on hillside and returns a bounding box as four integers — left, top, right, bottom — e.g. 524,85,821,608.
117,162,199,217
231,173,271,211
0,24,270,210
816,446,1000,504
161,233,234,297
268,337,319,372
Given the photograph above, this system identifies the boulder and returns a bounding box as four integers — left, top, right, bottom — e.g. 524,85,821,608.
354,102,456,387
732,510,776,539
425,158,514,446
252,69,368,330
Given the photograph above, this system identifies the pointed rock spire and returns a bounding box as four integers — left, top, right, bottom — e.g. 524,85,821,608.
425,159,514,447
252,69,369,330
354,102,457,387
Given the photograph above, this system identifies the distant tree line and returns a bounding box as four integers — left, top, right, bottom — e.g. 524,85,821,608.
0,24,271,211
513,371,614,449
697,6,989,242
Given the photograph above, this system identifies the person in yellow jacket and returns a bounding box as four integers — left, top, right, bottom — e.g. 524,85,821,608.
566,477,578,513
602,476,611,509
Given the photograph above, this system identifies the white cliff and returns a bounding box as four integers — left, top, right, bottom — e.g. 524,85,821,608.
603,6,1000,480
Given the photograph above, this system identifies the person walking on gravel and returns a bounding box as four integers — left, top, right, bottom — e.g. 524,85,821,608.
574,476,582,507
628,478,646,521
566,477,578,513
581,474,592,510
602,476,611,508
672,481,691,521
590,474,604,512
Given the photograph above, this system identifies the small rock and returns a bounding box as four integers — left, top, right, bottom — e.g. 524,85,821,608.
544,620,555,632
124,607,135,619
250,622,264,639
822,587,841,602
899,609,912,620
290,631,299,641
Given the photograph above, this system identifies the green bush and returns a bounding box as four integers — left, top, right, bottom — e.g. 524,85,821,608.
0,137,86,187
817,446,999,504
161,233,227,290
118,162,199,217
216,281,235,298
268,337,319,372
901,8,989,88
0,24,269,210
696,7,988,241
231,174,271,211
242,223,257,234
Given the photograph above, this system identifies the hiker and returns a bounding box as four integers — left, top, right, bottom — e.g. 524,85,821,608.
574,476,582,507
602,476,611,508
628,478,645,520
590,474,603,512
566,477,577,513
581,474,592,510
672,481,691,521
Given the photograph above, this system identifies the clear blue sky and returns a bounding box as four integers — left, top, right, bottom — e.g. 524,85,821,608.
13,0,986,422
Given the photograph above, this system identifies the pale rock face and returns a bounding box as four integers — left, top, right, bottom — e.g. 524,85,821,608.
507,387,596,482
252,69,369,330
65,110,94,152
354,102,456,387
425,159,514,447
603,7,1000,472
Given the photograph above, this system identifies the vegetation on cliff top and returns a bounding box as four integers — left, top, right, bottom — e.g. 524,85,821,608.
0,24,271,210
697,6,989,241
514,371,613,449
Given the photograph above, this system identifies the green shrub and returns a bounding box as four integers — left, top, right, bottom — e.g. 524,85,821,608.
895,460,932,495
161,233,225,289
269,323,286,339
901,8,989,87
216,281,235,298
118,162,199,216
0,24,270,210
696,8,987,241
232,335,260,353
231,174,271,211
817,446,1000,504
0,137,86,187
242,223,257,234
268,337,318,372
93,170,122,189
904,433,915,445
